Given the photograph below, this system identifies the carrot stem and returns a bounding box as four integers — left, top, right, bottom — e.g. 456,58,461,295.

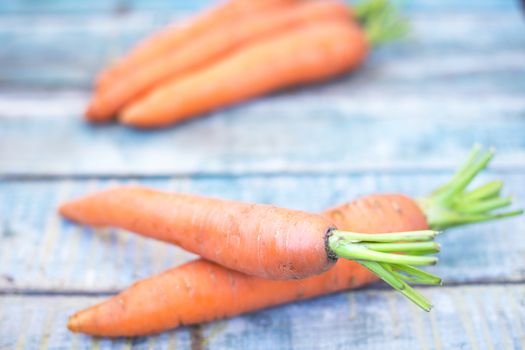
327,229,439,311
391,264,442,285
457,180,503,203
418,145,523,231
353,0,409,46
357,241,441,254
331,229,438,242
360,261,433,311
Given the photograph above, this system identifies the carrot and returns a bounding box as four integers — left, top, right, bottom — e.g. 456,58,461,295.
119,20,368,128
66,147,523,337
61,147,521,319
86,0,352,121
94,0,297,93
67,193,427,337
60,186,346,280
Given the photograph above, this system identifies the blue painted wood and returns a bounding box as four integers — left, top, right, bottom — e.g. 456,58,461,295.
0,0,520,15
1,173,523,292
1,95,525,175
0,0,524,347
1,284,524,349
1,12,524,88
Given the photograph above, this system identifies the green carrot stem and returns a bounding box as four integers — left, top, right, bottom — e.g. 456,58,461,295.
361,261,433,311
330,229,438,243
333,243,437,266
418,145,523,231
327,229,439,311
458,180,503,203
353,0,409,46
456,197,512,214
357,242,440,254
438,149,494,204
391,264,442,285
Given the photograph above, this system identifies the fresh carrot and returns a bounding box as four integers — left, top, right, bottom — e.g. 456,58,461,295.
119,20,367,128
66,147,522,337
94,0,297,93
61,147,521,317
86,0,352,121
60,186,364,280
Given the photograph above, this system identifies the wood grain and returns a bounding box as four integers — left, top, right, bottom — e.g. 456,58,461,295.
1,284,524,349
1,173,523,292
1,0,524,348
1,91,525,175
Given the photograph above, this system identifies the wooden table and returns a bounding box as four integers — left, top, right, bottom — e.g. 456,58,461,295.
1,0,525,348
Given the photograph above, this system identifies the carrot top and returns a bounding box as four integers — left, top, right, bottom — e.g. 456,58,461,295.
418,145,523,230
330,145,524,312
328,229,440,311
353,0,409,46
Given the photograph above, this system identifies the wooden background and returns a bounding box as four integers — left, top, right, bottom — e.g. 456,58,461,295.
1,0,525,349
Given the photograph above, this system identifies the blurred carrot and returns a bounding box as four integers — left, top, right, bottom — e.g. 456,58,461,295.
94,0,297,93
86,0,351,121
120,21,368,128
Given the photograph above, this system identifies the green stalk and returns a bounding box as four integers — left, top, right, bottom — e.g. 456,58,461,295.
353,0,409,46
457,180,503,203
328,230,439,311
391,264,442,285
331,229,438,242
417,146,523,231
357,242,440,254
361,261,433,311
326,146,522,312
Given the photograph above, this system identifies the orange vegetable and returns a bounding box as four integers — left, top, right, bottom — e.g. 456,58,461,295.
94,0,296,94
64,147,523,336
86,0,352,121
120,21,368,128
67,194,427,337
60,186,338,280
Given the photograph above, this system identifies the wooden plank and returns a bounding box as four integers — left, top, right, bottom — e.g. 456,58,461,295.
1,173,523,292
1,12,524,89
1,284,524,349
0,0,519,15
1,92,524,175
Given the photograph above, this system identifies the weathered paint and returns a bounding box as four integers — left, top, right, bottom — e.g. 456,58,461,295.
1,0,525,348
0,173,523,292
1,285,525,349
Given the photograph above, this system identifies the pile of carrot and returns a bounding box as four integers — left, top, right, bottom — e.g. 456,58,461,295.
85,0,406,128
60,146,521,336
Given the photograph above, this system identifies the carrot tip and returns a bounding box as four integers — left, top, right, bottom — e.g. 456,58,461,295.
67,314,79,332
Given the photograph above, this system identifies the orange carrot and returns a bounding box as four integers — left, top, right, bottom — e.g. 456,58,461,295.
60,186,338,280
119,21,368,128
95,0,297,93
60,185,443,316
86,0,352,121
65,147,523,336
64,147,522,336
67,194,427,337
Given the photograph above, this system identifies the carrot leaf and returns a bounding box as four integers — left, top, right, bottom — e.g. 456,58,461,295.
328,229,439,311
353,0,409,46
418,145,523,230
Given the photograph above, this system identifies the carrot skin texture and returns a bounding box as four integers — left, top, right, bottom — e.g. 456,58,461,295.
94,0,297,93
60,187,335,279
67,194,428,337
120,21,368,128
86,0,352,120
